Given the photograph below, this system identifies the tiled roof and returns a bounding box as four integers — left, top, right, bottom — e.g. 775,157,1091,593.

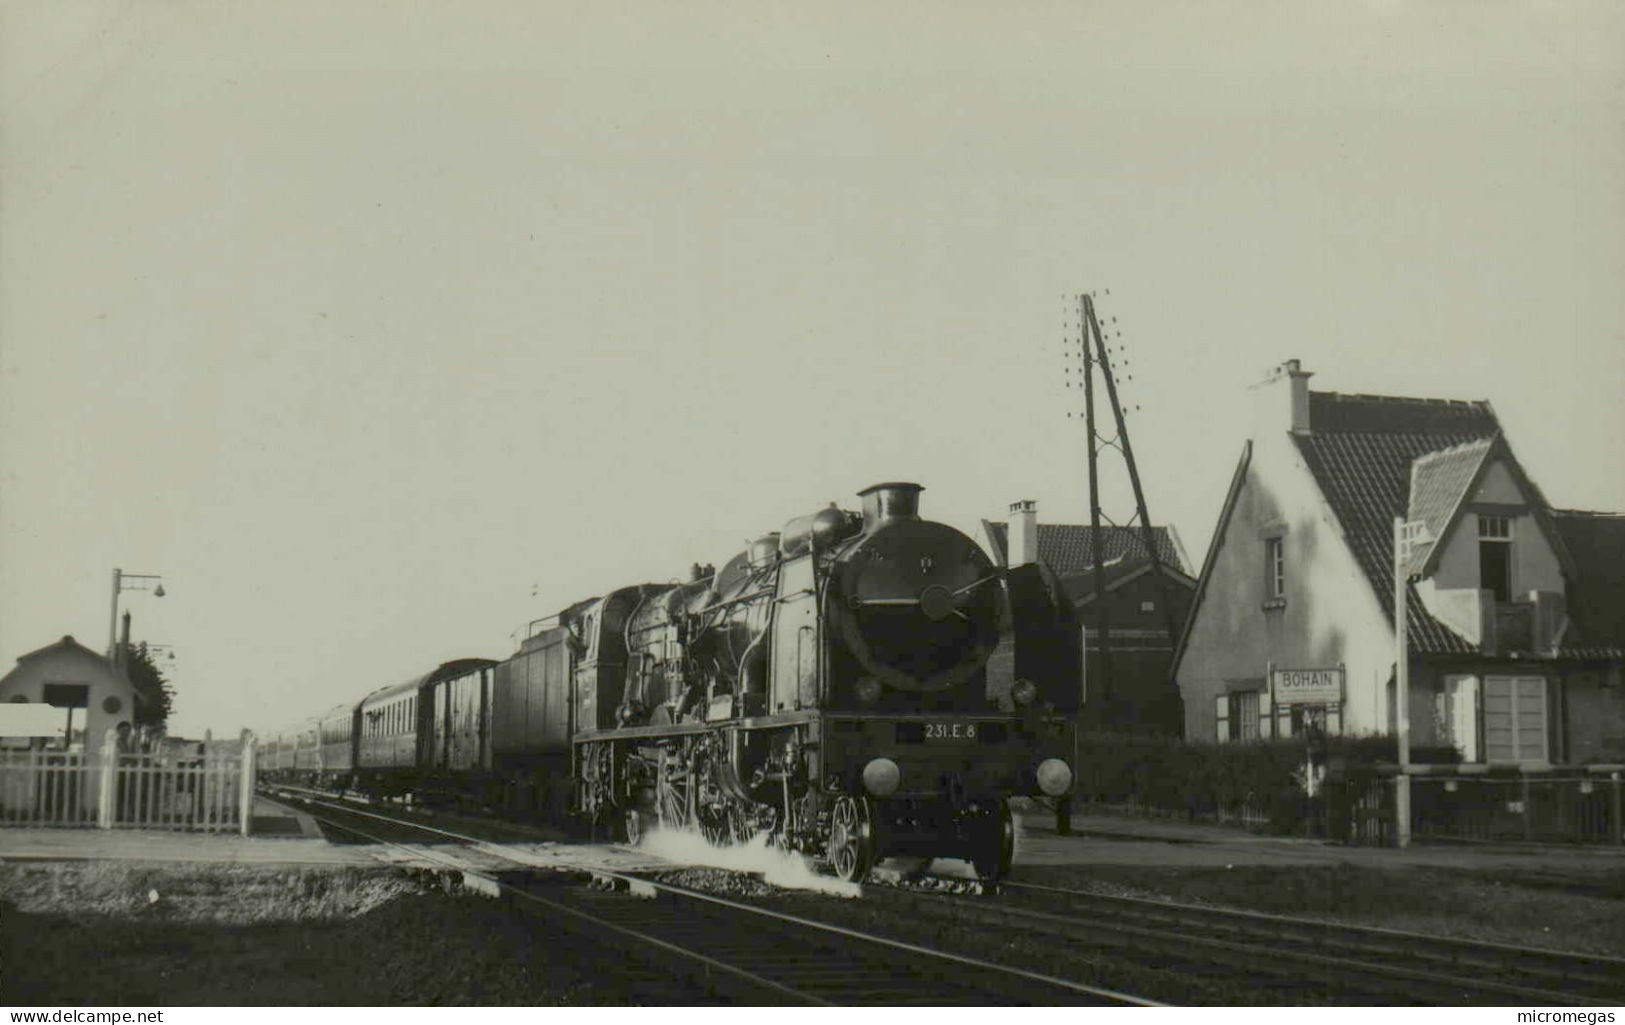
983,522,1187,576
1293,392,1500,654
1551,510,1625,658
1308,392,1500,436
1057,564,1195,605
1404,438,1494,576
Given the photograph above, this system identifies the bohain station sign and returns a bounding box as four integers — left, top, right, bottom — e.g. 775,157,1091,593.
1269,666,1344,706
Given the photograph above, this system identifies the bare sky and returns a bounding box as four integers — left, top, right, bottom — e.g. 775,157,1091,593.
3,1,1621,738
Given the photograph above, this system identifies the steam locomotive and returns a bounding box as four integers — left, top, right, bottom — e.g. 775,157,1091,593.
261,482,1080,881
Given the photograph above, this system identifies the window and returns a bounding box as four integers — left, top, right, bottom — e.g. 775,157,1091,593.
1264,537,1285,606
1483,676,1546,764
1276,703,1343,739
42,684,89,708
41,684,90,751
1478,515,1513,602
1215,690,1262,742
1234,691,1261,740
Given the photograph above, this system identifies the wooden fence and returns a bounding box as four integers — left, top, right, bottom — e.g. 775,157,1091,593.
0,751,98,827
0,730,258,833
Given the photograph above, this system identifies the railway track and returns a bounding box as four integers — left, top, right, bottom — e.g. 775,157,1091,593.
263,788,1156,1006
868,874,1625,1005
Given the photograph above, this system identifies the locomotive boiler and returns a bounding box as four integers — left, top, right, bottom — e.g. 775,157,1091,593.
572,482,1079,880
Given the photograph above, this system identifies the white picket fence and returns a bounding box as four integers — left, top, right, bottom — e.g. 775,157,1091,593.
0,730,257,833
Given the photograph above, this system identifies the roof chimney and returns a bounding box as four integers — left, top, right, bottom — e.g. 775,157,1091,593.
1008,499,1038,568
1252,359,1314,437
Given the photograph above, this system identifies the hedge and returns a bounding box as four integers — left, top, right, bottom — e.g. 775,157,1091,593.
1071,731,1460,834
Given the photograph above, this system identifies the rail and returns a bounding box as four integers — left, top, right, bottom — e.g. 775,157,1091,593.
952,878,1625,1004
270,788,1156,1006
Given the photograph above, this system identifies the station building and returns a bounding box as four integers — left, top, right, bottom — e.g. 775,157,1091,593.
1173,360,1625,765
0,635,142,757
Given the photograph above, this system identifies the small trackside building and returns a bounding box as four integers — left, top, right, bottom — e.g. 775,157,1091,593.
0,636,142,757
1173,360,1625,766
983,503,1196,733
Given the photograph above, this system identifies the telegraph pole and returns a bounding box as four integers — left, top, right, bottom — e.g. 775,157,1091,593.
1079,296,1113,717
1068,293,1184,730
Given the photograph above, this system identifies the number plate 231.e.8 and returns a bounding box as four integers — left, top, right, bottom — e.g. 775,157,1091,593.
924,722,978,741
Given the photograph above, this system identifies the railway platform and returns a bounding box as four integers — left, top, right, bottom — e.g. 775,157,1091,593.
0,796,373,866
1011,804,1625,873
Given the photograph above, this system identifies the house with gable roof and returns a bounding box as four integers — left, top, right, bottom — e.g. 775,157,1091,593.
983,503,1197,732
0,635,144,756
1173,360,1625,765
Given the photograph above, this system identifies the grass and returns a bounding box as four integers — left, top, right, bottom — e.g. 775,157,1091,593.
0,862,626,1005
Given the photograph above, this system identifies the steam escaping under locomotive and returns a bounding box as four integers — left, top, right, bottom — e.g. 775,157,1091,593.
260,482,1081,881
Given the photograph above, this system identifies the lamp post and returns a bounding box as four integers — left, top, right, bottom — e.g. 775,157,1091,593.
1392,518,1430,849
109,569,165,666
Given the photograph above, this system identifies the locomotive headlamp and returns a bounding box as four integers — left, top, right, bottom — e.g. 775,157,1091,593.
1011,679,1038,707
862,757,901,797
1036,757,1074,797
854,676,883,706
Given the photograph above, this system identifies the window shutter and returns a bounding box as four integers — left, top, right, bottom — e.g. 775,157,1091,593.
1215,694,1230,743
1515,677,1547,763
1484,677,1513,761
1484,676,1548,763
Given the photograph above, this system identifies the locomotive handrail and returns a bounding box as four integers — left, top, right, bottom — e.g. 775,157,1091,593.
847,572,1001,608
694,586,776,617
950,571,1002,596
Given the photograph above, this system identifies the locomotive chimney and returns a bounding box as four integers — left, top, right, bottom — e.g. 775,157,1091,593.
1008,499,1038,568
857,482,923,532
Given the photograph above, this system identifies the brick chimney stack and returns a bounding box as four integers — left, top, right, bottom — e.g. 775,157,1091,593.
1008,499,1038,568
1252,358,1314,437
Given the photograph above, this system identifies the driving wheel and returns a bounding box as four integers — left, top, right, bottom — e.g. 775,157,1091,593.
828,795,876,883
623,806,649,846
